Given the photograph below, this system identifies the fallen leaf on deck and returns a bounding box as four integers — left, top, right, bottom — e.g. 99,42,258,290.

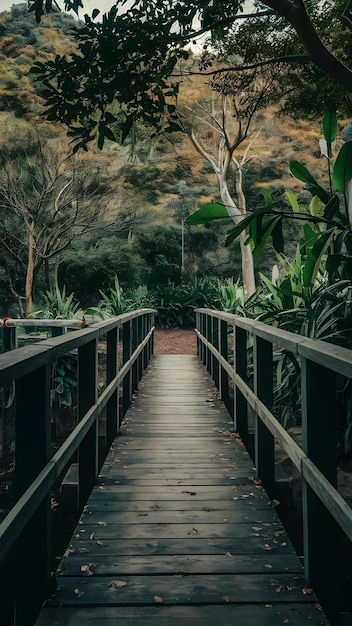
181,490,197,496
97,521,107,526
268,499,281,507
64,548,75,557
302,587,313,595
222,595,230,603
89,533,95,540
73,588,84,597
154,595,163,604
109,580,127,589
80,563,96,576
261,544,273,551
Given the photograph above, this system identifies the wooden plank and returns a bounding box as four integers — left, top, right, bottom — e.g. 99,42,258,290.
57,553,303,576
36,355,326,626
80,509,279,524
47,573,314,606
67,536,300,556
36,604,329,626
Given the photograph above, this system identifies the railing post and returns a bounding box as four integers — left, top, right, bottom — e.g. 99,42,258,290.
14,363,52,625
212,316,219,389
200,313,206,365
78,339,98,508
206,314,212,374
137,315,143,383
122,320,132,417
301,357,338,624
219,319,229,410
253,335,275,497
195,311,200,359
106,324,119,447
234,324,249,445
2,325,16,351
131,317,138,392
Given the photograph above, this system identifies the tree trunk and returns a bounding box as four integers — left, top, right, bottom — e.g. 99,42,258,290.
25,224,35,317
218,172,256,296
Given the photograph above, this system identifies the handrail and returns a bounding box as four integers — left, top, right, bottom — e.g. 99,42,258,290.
0,309,156,625
195,308,352,626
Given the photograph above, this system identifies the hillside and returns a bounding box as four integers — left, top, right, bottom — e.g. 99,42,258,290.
0,3,337,313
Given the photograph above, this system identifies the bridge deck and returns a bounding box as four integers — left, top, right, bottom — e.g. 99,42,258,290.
36,355,329,625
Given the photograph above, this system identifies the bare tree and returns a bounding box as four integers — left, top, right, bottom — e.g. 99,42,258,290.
0,140,111,316
180,69,277,296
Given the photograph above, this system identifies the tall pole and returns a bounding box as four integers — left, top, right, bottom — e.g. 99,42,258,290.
181,219,185,273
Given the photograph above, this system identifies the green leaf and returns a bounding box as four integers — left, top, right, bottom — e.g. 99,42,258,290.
310,195,324,217
322,106,337,143
303,229,334,287
332,142,352,193
120,116,134,144
323,195,340,220
290,160,318,186
103,126,116,142
225,213,258,247
261,188,273,209
289,161,331,203
185,203,229,225
285,190,300,213
272,219,284,254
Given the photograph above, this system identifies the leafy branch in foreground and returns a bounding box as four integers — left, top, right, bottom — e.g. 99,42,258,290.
187,108,352,286
26,1,352,150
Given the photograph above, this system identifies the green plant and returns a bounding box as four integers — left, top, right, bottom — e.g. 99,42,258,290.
216,278,245,314
86,277,155,319
31,285,81,319
52,354,77,408
153,278,219,328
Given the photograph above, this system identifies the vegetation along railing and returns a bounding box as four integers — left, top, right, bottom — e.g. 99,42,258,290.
0,309,156,626
195,308,352,626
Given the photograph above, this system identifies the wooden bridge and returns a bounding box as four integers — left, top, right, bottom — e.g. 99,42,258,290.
1,309,352,625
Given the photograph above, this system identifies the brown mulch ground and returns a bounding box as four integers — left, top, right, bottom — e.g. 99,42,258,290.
154,328,197,355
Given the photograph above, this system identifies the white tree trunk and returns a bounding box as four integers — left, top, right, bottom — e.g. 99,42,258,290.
189,128,256,297
217,170,256,296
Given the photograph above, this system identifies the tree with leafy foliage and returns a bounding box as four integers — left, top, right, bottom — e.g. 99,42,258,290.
27,1,352,151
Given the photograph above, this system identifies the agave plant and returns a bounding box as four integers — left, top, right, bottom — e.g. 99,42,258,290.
216,278,245,314
31,285,81,319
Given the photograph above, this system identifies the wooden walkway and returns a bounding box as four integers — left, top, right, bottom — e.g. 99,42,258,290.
36,355,329,626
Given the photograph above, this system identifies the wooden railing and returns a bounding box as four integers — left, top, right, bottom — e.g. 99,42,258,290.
0,309,155,626
195,308,352,626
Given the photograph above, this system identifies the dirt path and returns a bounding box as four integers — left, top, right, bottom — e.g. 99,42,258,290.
153,328,197,355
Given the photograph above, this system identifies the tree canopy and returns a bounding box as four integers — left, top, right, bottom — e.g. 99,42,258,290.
27,1,352,150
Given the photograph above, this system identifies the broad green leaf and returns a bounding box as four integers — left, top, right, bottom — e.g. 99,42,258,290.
261,188,273,209
290,161,330,203
303,229,334,287
332,142,352,193
285,190,300,213
225,211,260,246
323,195,340,220
251,216,280,259
185,203,229,225
322,106,337,144
290,160,318,186
272,219,284,254
310,195,324,217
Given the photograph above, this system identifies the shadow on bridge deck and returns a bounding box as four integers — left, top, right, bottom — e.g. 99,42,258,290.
36,355,329,626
